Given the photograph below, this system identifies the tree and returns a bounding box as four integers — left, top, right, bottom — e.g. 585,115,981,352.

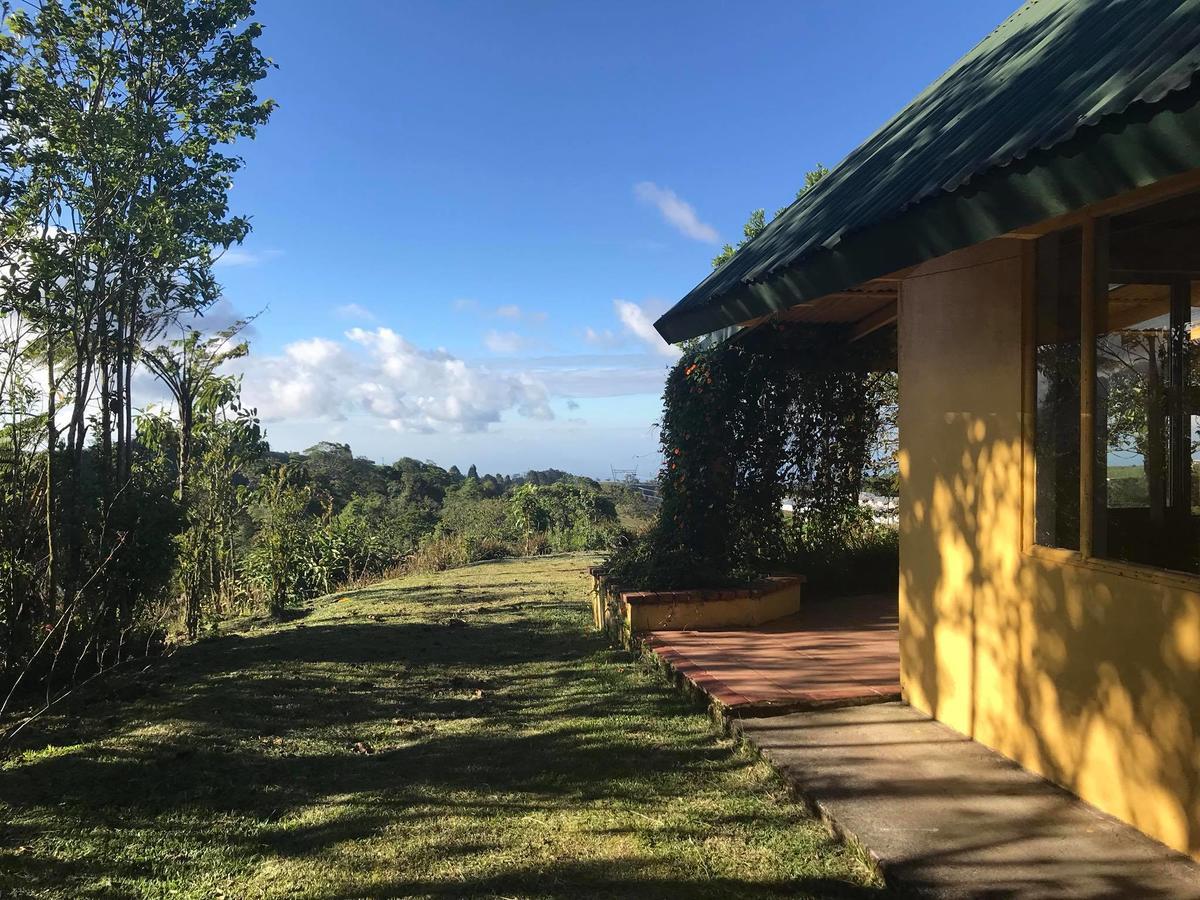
142,324,251,502
140,323,262,637
510,482,618,551
244,466,323,615
2,0,275,598
0,0,275,702
711,165,828,269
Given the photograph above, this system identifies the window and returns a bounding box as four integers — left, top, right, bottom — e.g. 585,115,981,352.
1034,229,1082,550
1031,193,1200,576
1093,201,1200,573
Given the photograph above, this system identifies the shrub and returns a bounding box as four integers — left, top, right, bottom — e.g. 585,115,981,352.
510,482,619,552
602,527,758,591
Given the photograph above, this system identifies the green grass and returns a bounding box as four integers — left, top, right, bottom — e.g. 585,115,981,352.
1,554,882,899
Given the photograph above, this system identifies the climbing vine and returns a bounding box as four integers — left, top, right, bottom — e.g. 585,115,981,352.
607,325,896,589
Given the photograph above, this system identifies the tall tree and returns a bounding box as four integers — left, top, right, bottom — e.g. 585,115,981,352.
0,0,274,699
711,164,828,269
1,0,274,597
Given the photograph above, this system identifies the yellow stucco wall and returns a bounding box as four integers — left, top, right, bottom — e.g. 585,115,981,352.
899,238,1200,858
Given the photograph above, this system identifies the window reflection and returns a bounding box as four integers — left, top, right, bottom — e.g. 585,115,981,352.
1095,197,1200,573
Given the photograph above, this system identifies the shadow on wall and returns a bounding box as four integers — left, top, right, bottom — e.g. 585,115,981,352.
900,408,1200,859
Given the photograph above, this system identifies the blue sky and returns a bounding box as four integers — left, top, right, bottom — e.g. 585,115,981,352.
210,0,1018,478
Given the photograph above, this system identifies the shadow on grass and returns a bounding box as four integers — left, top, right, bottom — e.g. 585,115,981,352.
2,563,885,898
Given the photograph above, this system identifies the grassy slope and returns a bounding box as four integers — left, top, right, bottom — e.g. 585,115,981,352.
1,555,880,899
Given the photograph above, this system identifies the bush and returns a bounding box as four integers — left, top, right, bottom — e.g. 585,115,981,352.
510,482,619,552
787,522,898,597
602,527,758,591
604,516,898,596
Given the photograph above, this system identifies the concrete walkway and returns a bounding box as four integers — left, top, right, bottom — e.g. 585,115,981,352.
645,593,899,713
738,703,1200,899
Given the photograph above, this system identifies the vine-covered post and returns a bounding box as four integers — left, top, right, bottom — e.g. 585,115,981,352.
608,324,896,591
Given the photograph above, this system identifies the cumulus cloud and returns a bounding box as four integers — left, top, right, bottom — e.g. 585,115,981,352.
286,337,343,367
452,298,479,312
634,181,719,243
614,299,681,358
239,327,553,433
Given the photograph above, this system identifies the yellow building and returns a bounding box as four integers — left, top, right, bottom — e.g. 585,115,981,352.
654,0,1200,860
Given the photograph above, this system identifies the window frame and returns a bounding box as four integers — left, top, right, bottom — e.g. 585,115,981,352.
1022,194,1200,591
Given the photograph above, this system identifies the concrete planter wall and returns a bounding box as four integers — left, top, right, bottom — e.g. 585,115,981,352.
589,566,804,648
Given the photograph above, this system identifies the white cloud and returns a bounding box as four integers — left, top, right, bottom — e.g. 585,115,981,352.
286,337,343,367
239,327,553,433
492,304,547,324
453,298,479,312
335,303,376,322
483,329,531,354
168,298,260,339
614,299,681,358
634,181,719,243
488,353,673,399
583,326,622,349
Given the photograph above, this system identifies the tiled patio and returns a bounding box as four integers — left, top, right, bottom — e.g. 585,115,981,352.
645,593,899,714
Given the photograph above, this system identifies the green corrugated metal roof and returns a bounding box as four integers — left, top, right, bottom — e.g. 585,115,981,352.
655,0,1200,344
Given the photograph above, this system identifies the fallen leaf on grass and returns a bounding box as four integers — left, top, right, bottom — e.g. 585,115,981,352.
351,741,375,755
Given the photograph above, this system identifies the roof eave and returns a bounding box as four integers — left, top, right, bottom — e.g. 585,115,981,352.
654,86,1200,345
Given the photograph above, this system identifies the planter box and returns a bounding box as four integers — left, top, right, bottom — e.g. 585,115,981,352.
589,566,804,648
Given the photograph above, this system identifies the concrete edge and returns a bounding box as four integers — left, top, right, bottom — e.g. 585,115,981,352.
639,642,917,893
727,691,904,720
728,717,898,888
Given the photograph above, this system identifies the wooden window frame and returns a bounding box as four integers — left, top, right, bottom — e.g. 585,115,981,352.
1021,181,1200,591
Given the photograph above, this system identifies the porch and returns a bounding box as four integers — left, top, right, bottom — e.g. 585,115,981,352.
643,588,1200,896
644,592,899,716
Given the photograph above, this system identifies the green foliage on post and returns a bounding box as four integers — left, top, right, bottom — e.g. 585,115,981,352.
607,327,897,592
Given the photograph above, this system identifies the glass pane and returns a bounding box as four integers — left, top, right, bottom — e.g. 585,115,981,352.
1034,229,1081,550
1096,195,1200,572
1095,283,1172,565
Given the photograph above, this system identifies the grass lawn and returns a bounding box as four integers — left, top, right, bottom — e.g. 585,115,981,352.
1,554,882,899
